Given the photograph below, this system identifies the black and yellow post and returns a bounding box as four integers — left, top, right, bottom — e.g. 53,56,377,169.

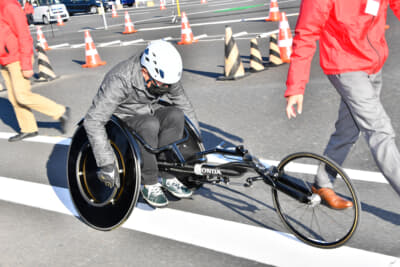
217,26,247,80
249,38,266,72
267,33,283,66
35,43,58,82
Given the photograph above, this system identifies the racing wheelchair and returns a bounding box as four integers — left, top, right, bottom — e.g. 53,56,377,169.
67,115,360,249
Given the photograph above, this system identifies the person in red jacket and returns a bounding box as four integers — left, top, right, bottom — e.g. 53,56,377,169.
0,0,70,142
285,0,400,208
24,0,34,25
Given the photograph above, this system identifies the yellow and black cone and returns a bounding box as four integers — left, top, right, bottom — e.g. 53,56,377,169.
267,33,283,66
35,43,58,82
217,26,247,80
249,38,266,72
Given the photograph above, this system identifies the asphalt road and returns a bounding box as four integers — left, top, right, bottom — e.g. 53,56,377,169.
0,0,399,266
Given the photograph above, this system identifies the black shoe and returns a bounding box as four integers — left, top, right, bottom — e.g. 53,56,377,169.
8,131,38,142
59,107,70,134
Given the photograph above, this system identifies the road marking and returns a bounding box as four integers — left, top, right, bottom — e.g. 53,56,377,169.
121,38,145,46
97,40,121,47
194,34,208,40
0,132,389,184
0,175,398,267
49,43,70,49
70,43,86,48
233,31,248,37
214,4,265,13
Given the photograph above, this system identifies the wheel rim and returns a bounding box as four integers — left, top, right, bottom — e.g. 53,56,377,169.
67,119,141,230
273,152,360,248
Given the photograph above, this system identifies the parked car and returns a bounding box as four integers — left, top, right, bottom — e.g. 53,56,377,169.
60,0,111,15
32,0,70,24
108,0,135,7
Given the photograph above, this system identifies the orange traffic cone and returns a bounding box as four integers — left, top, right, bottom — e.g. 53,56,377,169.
111,4,118,17
278,12,292,63
82,30,106,68
177,12,198,45
36,26,51,51
57,15,65,26
265,0,280,22
160,0,166,10
123,11,137,34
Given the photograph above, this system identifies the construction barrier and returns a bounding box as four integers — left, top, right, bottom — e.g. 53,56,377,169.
123,11,137,34
37,26,51,51
35,43,58,82
82,30,106,68
267,33,283,66
249,38,266,72
177,12,198,45
278,12,293,63
265,0,280,22
217,26,247,80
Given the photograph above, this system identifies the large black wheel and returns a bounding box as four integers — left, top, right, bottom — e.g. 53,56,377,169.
272,152,360,248
67,117,141,231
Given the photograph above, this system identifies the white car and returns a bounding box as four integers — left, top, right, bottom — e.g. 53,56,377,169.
33,0,69,24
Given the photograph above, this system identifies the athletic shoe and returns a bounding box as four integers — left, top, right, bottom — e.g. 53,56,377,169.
141,183,168,208
161,177,192,198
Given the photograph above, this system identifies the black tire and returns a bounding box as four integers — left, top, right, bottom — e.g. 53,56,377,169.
272,152,360,248
42,15,49,25
67,117,141,231
89,5,98,14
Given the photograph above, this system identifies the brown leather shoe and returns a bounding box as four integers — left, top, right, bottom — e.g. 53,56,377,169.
312,186,353,209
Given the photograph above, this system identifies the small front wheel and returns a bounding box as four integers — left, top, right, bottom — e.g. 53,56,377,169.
272,152,360,248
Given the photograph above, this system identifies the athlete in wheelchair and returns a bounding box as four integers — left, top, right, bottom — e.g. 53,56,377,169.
82,40,197,208
67,40,361,248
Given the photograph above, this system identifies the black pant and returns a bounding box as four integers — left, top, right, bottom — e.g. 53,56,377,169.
124,107,185,185
26,14,33,25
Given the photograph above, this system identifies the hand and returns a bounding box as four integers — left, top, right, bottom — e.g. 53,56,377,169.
96,163,120,188
286,94,304,119
22,70,34,79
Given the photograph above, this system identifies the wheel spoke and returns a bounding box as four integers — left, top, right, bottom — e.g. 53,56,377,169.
273,152,360,248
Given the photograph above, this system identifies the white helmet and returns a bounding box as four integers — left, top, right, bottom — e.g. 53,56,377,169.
140,40,183,84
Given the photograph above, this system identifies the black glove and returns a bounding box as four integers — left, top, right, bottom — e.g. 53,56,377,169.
96,163,120,189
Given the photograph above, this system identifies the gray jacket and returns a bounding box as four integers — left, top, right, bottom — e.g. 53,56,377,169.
83,52,199,167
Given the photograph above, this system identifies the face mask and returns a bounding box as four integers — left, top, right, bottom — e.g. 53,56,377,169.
145,77,170,96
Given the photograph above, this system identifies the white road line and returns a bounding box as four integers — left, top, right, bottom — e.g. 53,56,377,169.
0,133,389,184
0,175,398,267
49,43,70,49
70,43,86,48
48,11,300,49
97,40,121,47
233,31,248,37
121,38,145,46
194,34,208,40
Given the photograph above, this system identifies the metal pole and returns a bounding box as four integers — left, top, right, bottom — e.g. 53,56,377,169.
176,0,181,17
100,2,108,30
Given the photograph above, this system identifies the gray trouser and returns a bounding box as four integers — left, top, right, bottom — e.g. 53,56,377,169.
124,106,185,185
316,71,400,197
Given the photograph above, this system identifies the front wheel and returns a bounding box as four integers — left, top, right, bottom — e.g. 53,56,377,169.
42,15,49,25
90,5,98,14
272,152,360,248
67,117,142,231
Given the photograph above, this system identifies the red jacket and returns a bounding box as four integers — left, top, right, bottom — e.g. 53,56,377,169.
0,0,33,71
24,2,34,14
285,0,400,97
